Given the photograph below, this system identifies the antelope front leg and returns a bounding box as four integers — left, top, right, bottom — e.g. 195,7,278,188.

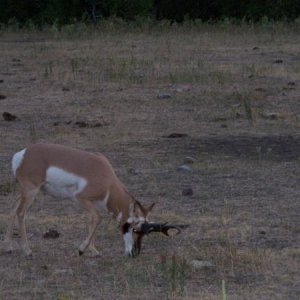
78,199,100,256
4,203,18,253
122,223,134,257
87,218,101,257
16,191,37,256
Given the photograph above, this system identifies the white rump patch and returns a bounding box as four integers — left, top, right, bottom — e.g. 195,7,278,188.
12,148,26,177
43,166,87,199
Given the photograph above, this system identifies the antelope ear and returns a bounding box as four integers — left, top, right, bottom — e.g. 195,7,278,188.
145,202,155,217
134,200,145,214
147,202,155,212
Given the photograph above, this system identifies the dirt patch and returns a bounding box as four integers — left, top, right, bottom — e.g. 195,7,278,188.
0,25,299,299
157,134,300,161
191,135,300,161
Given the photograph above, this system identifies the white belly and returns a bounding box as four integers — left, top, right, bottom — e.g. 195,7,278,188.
43,166,87,199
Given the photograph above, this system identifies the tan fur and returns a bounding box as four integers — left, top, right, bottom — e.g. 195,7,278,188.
4,143,154,257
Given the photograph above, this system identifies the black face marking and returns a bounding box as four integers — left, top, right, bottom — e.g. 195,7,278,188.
122,222,131,234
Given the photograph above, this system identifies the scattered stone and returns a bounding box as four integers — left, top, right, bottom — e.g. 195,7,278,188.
62,87,70,92
175,85,191,93
128,168,139,175
259,230,266,235
75,117,108,128
12,58,21,62
74,120,88,128
133,69,146,78
274,59,283,64
221,124,228,128
3,112,17,121
0,80,3,83
287,81,295,86
166,133,188,138
0,94,7,100
252,47,259,50
12,63,23,67
213,116,227,122
54,268,74,276
43,229,60,239
191,260,215,269
184,156,195,164
157,93,172,99
182,188,193,196
260,112,283,120
41,265,48,270
254,87,266,92
53,117,108,128
176,165,192,172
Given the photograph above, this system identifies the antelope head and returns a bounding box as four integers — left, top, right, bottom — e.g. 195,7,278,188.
124,200,189,257
125,200,155,257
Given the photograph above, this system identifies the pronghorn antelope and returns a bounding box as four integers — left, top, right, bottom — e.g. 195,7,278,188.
4,143,185,257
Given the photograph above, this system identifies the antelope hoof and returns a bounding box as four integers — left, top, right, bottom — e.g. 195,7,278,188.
23,247,33,257
126,249,138,258
3,249,12,255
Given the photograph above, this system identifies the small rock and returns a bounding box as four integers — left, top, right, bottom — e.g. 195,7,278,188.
254,87,266,92
0,80,3,83
259,230,266,235
74,117,108,128
128,168,139,175
252,47,259,50
166,133,188,138
157,93,172,99
287,81,295,86
191,260,215,269
274,59,283,64
54,268,74,276
213,117,227,122
43,229,60,239
53,118,108,128
260,112,283,120
74,120,88,128
3,112,17,121
175,85,191,93
62,87,70,91
0,94,7,100
182,188,193,196
184,156,195,164
176,165,192,172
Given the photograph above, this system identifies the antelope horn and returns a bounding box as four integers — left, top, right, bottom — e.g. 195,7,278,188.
140,222,190,236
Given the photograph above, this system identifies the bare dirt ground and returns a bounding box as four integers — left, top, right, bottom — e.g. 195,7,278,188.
0,23,299,299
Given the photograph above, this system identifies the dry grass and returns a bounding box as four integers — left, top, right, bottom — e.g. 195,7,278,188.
0,22,299,299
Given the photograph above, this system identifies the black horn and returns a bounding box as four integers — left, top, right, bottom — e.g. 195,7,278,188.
139,222,189,236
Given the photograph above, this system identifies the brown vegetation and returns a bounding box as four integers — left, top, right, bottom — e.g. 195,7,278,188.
0,23,299,299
